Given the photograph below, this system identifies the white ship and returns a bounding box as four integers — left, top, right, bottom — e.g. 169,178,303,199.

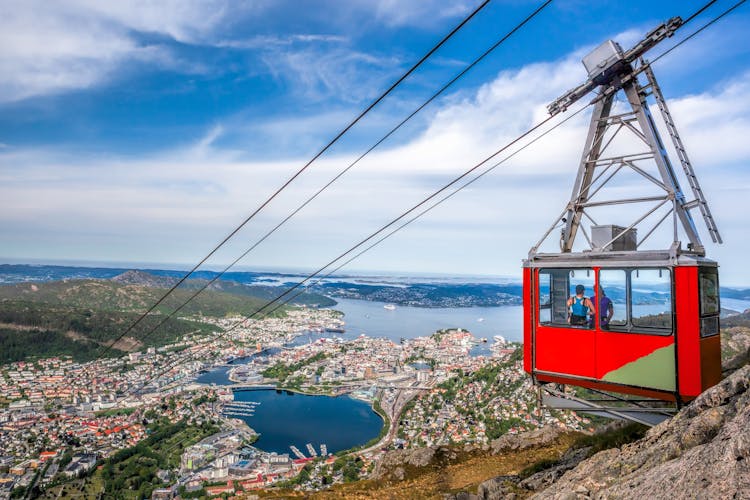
383,304,396,310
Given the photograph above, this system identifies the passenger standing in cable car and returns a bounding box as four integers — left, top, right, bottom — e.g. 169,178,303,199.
599,287,614,330
567,284,595,327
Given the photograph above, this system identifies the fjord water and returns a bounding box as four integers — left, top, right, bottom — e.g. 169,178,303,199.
329,298,524,343
232,389,383,455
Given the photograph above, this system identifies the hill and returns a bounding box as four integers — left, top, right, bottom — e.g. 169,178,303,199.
0,270,333,363
110,269,336,307
0,277,288,317
0,300,214,363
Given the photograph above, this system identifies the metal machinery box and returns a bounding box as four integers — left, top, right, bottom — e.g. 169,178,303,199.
591,225,637,251
582,40,625,79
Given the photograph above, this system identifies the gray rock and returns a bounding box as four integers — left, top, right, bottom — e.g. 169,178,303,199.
476,475,520,500
490,426,564,455
532,365,750,499
722,327,750,374
519,447,590,492
371,445,458,480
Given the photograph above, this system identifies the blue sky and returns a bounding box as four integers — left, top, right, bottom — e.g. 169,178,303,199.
1,1,750,284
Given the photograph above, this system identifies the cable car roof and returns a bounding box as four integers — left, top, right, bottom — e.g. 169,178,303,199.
524,248,718,268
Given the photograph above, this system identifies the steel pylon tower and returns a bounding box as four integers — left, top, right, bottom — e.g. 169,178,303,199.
531,17,721,257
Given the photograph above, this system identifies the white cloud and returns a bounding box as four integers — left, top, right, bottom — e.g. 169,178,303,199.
217,34,349,50
368,0,474,28
1,25,749,280
260,46,402,103
0,0,234,102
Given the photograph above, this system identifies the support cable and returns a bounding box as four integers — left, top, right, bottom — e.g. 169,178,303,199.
94,0,493,359
101,0,554,355
651,0,746,66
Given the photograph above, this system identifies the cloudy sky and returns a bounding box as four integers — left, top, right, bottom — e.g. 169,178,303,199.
1,0,749,284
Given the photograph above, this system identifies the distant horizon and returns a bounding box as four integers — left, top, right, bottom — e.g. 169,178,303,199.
0,257,521,282
3,257,750,289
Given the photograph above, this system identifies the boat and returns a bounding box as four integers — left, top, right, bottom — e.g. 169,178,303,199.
383,304,396,310
493,335,506,344
477,317,484,322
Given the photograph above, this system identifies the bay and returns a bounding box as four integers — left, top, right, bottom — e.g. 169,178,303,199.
230,390,383,456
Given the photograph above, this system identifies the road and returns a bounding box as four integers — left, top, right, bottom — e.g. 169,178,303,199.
358,380,436,457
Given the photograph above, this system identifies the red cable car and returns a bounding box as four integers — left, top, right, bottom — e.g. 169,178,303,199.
522,19,723,424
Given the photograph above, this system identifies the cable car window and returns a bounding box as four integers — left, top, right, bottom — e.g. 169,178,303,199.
631,269,672,331
568,269,595,328
538,268,594,328
538,269,570,325
538,272,551,324
699,267,720,337
699,268,720,316
598,270,627,328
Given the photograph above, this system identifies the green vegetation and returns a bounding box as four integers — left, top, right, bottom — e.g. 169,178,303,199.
0,279,283,318
333,455,364,483
95,407,137,417
97,419,219,499
571,422,648,456
0,300,215,363
262,352,327,381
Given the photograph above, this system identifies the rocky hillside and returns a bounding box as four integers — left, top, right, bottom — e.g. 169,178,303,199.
526,364,750,499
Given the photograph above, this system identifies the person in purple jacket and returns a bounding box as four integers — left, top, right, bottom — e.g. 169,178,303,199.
599,286,614,329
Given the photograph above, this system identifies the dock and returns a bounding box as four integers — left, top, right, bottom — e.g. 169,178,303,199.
290,446,306,459
306,443,318,457
222,401,259,417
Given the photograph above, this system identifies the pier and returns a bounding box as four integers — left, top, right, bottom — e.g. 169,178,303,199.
222,400,261,417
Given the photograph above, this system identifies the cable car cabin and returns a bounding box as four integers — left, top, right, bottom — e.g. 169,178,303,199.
522,250,722,403
519,23,724,417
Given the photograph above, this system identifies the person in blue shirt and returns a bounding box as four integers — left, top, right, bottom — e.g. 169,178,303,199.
567,284,595,326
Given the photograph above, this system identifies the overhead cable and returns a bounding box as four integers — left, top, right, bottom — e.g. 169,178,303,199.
114,0,554,351
95,0,494,360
